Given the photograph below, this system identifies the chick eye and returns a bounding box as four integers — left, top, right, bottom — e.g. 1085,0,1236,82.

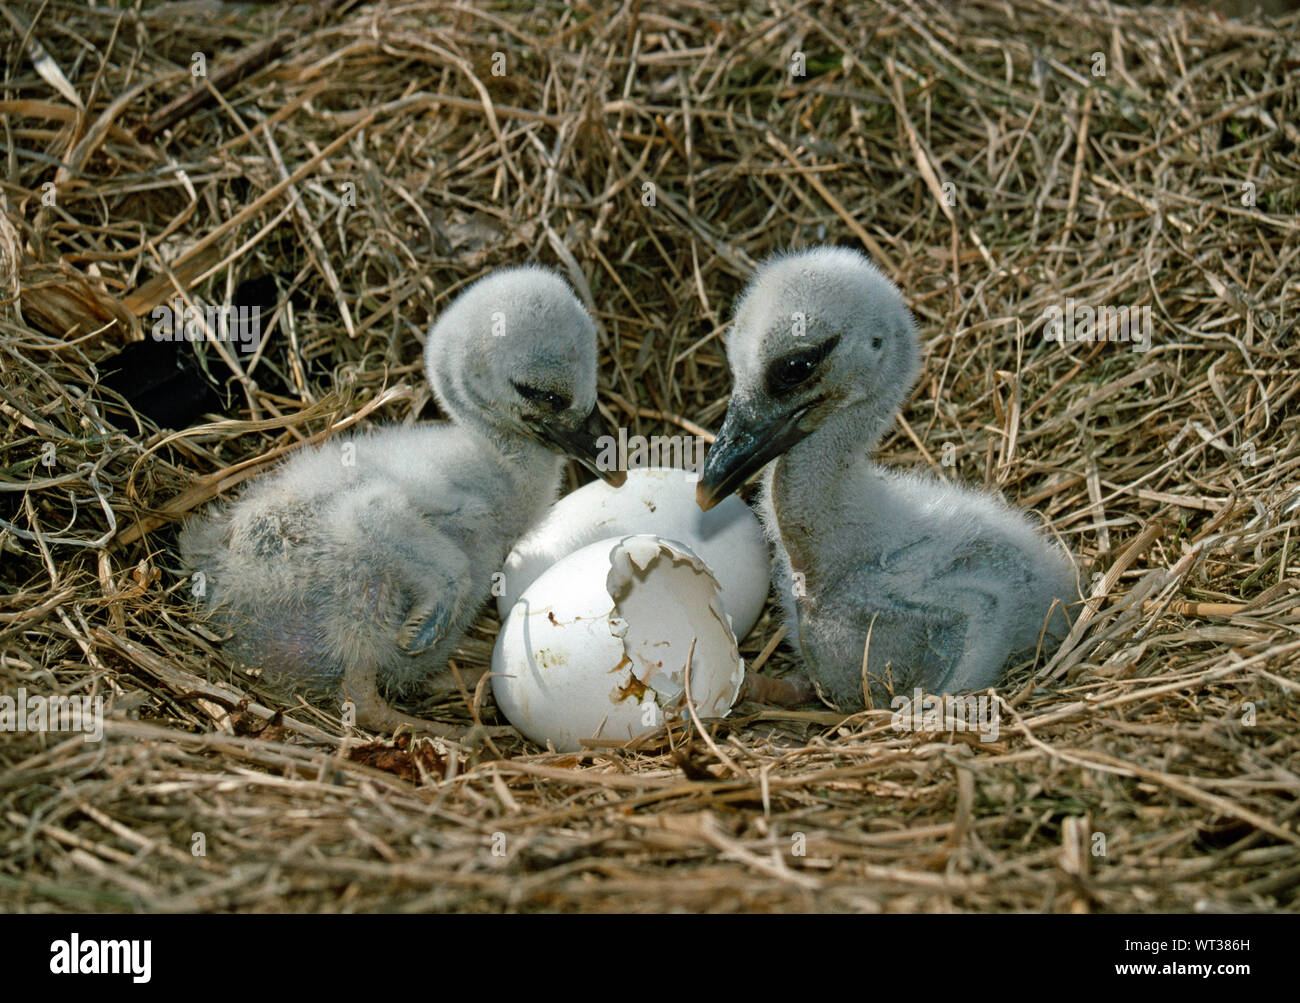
765,335,840,396
512,381,570,411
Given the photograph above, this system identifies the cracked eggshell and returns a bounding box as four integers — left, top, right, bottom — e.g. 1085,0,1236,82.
497,466,770,640
491,534,745,753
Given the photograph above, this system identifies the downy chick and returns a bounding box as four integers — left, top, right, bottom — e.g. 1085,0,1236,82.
180,266,625,735
697,247,1076,710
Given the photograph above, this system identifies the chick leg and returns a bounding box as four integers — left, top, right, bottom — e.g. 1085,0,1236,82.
340,660,460,738
740,670,816,706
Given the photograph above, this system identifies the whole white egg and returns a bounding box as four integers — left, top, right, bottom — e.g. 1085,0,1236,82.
497,466,769,640
491,534,745,752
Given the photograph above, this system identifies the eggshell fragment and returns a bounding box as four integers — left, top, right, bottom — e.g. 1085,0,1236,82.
491,534,745,752
498,466,769,639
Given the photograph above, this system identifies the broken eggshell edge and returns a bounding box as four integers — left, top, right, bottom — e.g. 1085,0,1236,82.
490,534,745,753
495,466,770,641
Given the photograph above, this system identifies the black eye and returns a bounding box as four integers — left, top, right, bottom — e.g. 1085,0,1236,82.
765,335,840,397
512,381,570,411
771,355,818,393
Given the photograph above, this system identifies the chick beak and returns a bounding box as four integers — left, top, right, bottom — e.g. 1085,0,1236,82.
696,401,811,511
528,407,627,487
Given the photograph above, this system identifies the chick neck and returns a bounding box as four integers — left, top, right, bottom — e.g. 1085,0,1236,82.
765,397,896,576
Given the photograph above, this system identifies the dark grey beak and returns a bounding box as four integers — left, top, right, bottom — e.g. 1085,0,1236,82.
696,401,811,511
529,407,627,487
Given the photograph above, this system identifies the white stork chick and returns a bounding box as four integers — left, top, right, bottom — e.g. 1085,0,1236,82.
697,247,1076,710
180,266,625,735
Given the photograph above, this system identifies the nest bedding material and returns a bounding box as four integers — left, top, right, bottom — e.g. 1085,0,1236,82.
1,0,1299,912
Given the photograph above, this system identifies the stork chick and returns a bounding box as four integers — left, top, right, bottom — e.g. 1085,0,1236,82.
180,266,625,736
697,247,1076,711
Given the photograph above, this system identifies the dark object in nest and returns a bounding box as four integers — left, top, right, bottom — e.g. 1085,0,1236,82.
98,339,224,431
97,274,287,430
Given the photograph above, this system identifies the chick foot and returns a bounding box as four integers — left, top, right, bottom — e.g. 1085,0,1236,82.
740,670,816,707
342,662,460,739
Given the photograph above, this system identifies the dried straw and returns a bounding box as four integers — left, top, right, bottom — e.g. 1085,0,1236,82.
1,0,1298,912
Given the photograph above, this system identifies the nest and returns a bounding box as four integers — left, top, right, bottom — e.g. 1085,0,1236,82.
1,0,1298,913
